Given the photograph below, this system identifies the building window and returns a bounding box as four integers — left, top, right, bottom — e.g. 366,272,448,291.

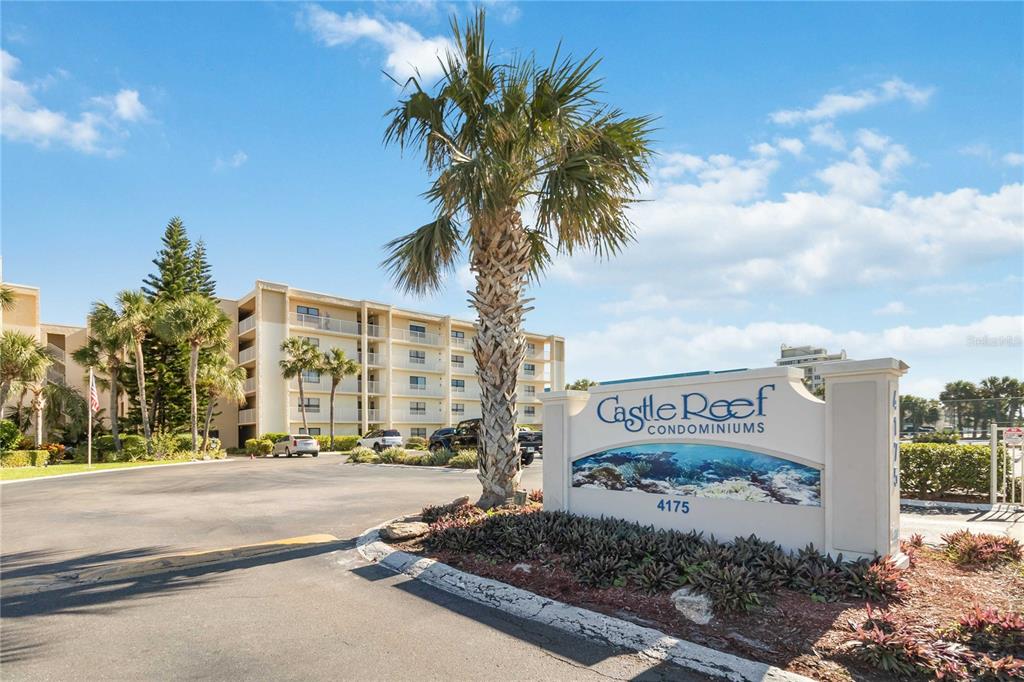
410,376,426,389
451,354,464,367
409,350,426,364
299,397,320,413
452,403,465,414
523,363,536,376
410,428,427,438
524,406,536,416
409,323,427,340
526,342,536,356
524,385,536,396
410,401,426,415
451,379,465,391
303,336,320,347
302,369,321,383
451,330,465,340
300,427,322,435
297,305,320,317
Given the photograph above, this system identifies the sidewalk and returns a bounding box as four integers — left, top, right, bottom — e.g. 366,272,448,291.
900,505,1024,544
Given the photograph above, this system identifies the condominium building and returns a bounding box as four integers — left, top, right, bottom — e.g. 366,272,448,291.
774,344,848,392
212,281,565,449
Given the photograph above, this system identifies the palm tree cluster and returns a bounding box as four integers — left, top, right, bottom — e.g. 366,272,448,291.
279,338,359,444
382,10,654,507
0,329,54,446
939,377,1024,435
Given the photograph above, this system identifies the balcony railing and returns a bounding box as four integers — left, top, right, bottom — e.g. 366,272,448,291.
519,412,542,424
395,383,443,397
450,335,472,349
238,315,256,334
289,313,384,338
244,377,256,393
292,377,383,394
46,343,66,364
359,351,382,365
46,366,65,385
451,385,481,399
392,328,442,346
394,356,442,372
289,408,383,423
238,347,257,364
238,408,256,424
393,412,442,423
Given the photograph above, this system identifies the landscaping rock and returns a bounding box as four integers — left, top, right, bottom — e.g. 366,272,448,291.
511,563,532,574
380,521,430,542
450,495,470,507
670,587,713,625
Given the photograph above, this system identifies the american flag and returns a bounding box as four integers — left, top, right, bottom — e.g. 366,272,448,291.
88,370,100,413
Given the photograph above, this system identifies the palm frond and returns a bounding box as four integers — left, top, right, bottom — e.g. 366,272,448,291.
382,215,463,295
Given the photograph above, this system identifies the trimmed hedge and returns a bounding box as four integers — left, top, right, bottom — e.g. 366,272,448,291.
260,432,288,444
900,443,1004,499
1,450,50,468
912,432,960,444
313,435,361,451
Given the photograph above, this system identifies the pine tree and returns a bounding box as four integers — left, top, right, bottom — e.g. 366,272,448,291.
143,217,192,301
188,239,217,299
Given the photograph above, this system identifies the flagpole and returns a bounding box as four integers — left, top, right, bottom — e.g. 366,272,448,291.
87,367,93,468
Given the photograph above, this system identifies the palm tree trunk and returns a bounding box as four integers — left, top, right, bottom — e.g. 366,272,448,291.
109,365,121,452
133,339,152,454
189,344,199,452
0,381,11,409
329,381,338,445
32,390,45,448
469,212,531,509
298,378,309,434
203,397,215,454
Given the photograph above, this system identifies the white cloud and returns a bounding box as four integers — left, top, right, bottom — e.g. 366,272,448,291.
1004,152,1024,167
775,137,804,155
770,77,934,125
873,301,909,316
809,123,845,150
298,4,452,82
1,49,148,155
214,150,248,171
567,315,1023,393
750,142,776,157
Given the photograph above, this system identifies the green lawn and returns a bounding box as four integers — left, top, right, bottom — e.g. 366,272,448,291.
0,460,192,481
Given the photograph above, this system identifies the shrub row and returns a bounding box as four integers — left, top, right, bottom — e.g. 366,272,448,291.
425,508,905,612
0,450,51,468
911,432,961,444
347,447,478,469
312,435,360,451
245,438,273,455
900,443,1004,499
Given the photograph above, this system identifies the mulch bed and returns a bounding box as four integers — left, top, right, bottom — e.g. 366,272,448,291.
393,535,1023,681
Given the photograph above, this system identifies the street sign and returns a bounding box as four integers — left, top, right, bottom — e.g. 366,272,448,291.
1005,427,1024,445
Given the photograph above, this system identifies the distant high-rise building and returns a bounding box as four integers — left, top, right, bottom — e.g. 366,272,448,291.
775,344,848,392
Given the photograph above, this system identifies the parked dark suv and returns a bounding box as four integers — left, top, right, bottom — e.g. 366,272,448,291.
429,419,541,466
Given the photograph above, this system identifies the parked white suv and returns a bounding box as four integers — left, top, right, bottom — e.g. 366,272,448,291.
271,434,320,457
356,429,404,452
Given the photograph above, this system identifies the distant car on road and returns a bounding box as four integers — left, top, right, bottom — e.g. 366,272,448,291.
429,418,540,465
357,429,404,452
271,434,320,457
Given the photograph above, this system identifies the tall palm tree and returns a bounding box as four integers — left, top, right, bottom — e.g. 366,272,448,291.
0,331,51,408
198,351,246,453
279,337,321,435
115,289,155,453
940,380,980,436
320,347,360,445
155,293,231,452
382,10,654,507
73,302,131,451
27,380,47,447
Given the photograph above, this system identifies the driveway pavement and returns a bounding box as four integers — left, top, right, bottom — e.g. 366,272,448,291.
1,456,700,681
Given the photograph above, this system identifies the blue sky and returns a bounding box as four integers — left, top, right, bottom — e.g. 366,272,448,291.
2,1,1021,397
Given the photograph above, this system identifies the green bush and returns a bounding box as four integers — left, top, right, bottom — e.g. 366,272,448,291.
403,453,429,466
377,446,407,464
174,433,197,453
426,448,456,466
405,436,428,451
912,432,960,444
244,438,260,455
95,435,116,453
333,435,360,451
0,450,49,467
447,451,478,469
346,446,379,464
314,435,331,450
900,443,1003,498
0,419,21,451
44,442,67,464
260,432,288,443
257,439,273,455
121,435,148,461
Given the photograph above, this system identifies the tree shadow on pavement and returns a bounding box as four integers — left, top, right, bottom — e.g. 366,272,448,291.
1,546,173,581
350,563,703,681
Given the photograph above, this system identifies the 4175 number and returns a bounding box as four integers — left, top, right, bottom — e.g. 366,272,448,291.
656,498,690,514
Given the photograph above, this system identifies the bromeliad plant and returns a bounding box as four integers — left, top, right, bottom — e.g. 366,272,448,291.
382,9,654,508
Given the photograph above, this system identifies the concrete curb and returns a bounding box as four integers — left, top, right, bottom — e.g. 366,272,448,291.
0,458,234,485
355,520,813,682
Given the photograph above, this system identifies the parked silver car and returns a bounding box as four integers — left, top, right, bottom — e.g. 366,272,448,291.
271,434,320,457
356,429,404,452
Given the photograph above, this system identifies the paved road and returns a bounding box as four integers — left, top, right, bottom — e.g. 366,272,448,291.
1,456,698,681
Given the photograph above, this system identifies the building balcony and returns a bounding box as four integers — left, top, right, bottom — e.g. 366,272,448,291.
46,343,66,364
392,328,442,346
358,351,383,366
393,356,443,372
450,385,481,399
394,383,444,397
291,312,360,336
450,335,472,349
238,408,256,424
238,315,256,335
392,412,443,423
450,362,477,375
46,366,65,385
519,412,542,424
289,408,383,423
238,347,257,364
243,377,256,394
292,377,383,394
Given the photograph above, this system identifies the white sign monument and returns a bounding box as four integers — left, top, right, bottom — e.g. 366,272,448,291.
540,358,909,561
